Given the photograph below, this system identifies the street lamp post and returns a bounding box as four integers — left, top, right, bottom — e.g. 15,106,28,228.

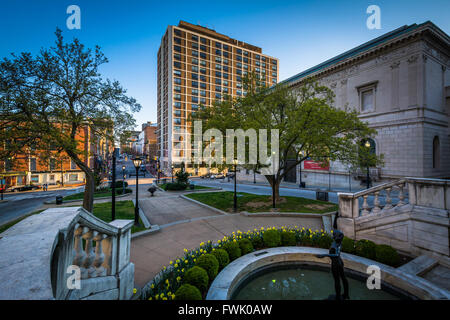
122,165,126,195
171,165,174,183
132,157,142,226
111,152,116,221
365,140,371,189
272,151,276,209
233,159,238,212
298,151,304,188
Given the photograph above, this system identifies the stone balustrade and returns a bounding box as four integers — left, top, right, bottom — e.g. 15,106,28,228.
0,207,135,300
337,177,450,261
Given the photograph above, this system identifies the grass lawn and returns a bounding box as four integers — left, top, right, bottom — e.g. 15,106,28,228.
63,189,131,201
0,201,145,234
158,183,213,191
185,191,338,213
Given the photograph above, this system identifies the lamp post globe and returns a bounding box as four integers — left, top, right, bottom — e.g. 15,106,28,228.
233,159,238,212
365,140,371,189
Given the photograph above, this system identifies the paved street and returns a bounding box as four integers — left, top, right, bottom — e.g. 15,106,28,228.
0,187,82,226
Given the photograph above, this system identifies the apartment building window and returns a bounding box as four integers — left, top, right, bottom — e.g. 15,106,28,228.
272,65,277,71
255,67,260,73
174,85,181,92
192,65,198,72
200,52,207,59
200,37,207,44
192,50,198,57
215,56,222,63
200,97,206,104
215,49,222,56
255,54,260,60
192,96,198,103
49,158,56,171
174,37,181,44
30,158,37,171
243,71,248,76
215,42,222,48
236,69,242,75
215,71,221,78
174,110,181,117
243,51,248,56
243,57,248,63
237,90,242,96
174,78,181,85
262,56,266,62
236,48,242,54
200,45,207,51
174,29,182,36
223,51,229,58
200,82,206,89
236,62,242,68
223,59,229,65
192,89,199,95
236,76,242,82
272,71,277,77
215,86,221,92
192,42,198,49
272,60,277,65
215,64,221,70
223,87,229,94
200,90,206,97
200,75,207,82
223,73,229,79
174,118,181,125
223,66,229,72
244,65,248,70
236,56,242,62
191,35,198,41
192,73,198,80
200,68,206,74
272,78,277,84
192,104,199,111
174,102,182,108
236,82,242,88
192,58,198,64
192,81,198,87
174,94,181,100
174,45,182,53
215,93,221,99
174,70,181,76
223,80,229,86
174,53,181,60
262,62,266,67
215,78,221,85
200,60,206,66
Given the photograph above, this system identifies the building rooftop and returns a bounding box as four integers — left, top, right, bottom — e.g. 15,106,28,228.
281,21,449,86
177,20,263,53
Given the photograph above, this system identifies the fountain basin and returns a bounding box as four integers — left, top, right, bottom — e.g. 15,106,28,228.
206,247,449,300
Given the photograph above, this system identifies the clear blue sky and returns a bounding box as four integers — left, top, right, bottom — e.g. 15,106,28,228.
1,0,449,129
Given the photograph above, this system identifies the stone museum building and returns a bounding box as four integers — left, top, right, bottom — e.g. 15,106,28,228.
282,21,450,189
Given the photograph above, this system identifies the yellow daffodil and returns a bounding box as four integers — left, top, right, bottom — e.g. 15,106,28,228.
133,288,137,294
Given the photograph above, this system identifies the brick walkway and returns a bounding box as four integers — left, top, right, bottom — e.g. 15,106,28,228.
130,189,324,288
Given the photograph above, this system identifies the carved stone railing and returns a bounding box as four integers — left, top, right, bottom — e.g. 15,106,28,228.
337,177,450,260
0,207,134,300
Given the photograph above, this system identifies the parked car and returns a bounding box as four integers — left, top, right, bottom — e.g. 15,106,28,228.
215,174,225,179
200,173,211,179
8,184,41,192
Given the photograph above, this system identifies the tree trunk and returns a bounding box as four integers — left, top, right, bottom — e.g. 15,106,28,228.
83,170,95,212
265,175,282,203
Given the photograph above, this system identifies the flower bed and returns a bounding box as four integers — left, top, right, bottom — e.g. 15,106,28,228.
141,226,401,301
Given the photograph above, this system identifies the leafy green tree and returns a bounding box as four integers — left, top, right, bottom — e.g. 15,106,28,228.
192,74,382,202
0,29,141,212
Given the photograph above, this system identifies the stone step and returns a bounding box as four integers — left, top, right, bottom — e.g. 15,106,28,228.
322,215,332,233
397,255,438,276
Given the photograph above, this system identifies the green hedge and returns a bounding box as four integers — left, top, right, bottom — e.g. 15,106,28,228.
164,182,188,191
238,238,254,255
375,244,400,266
281,231,297,246
263,229,281,247
183,266,209,294
355,239,377,260
222,241,241,261
195,254,219,281
212,249,230,271
174,284,202,300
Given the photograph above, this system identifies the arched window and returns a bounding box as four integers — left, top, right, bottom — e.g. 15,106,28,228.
433,136,440,169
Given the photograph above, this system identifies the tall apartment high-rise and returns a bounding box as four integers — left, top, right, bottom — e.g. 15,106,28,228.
157,21,279,172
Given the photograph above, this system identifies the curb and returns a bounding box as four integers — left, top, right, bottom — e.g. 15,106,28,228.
240,211,337,218
44,192,130,204
180,194,230,215
131,225,161,239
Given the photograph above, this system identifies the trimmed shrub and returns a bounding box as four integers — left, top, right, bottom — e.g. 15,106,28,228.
222,241,242,261
116,188,132,195
212,249,230,271
280,231,297,246
183,266,209,294
113,180,128,189
174,284,202,300
355,239,377,260
375,244,400,266
165,182,188,191
195,254,219,281
316,234,333,249
250,235,264,249
263,229,281,248
341,237,355,254
238,238,254,255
